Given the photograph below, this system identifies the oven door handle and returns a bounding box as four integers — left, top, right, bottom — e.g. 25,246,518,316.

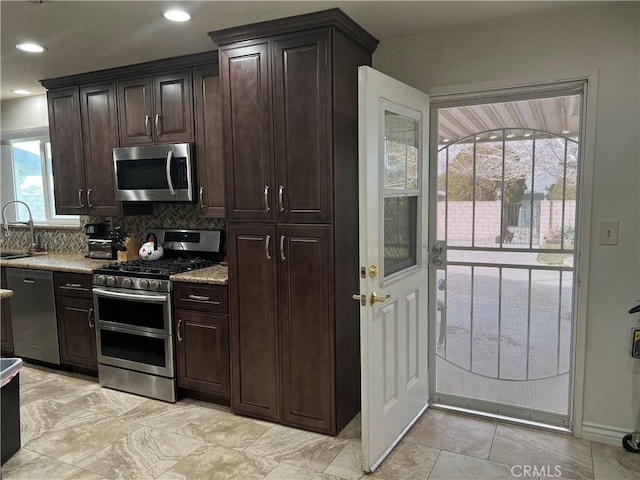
97,322,169,338
93,288,169,303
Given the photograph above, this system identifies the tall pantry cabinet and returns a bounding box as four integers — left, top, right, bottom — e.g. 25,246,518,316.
209,9,378,435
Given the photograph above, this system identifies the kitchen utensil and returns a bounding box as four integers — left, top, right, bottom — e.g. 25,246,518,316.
139,233,163,261
110,226,128,251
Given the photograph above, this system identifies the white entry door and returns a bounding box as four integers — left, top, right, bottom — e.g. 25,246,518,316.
357,66,430,473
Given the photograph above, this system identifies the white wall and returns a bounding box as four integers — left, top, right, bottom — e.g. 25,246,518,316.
1,95,48,131
374,2,640,440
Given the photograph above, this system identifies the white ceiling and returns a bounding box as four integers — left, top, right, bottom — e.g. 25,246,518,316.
0,1,584,101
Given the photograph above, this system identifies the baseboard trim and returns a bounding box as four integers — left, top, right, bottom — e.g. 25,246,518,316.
581,422,629,446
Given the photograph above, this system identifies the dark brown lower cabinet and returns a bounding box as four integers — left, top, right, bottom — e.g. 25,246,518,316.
228,223,335,433
173,282,230,404
228,224,279,421
1,268,13,356
175,309,229,397
56,296,96,368
54,272,96,369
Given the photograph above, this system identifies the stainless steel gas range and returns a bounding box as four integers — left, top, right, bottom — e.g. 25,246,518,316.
92,229,223,402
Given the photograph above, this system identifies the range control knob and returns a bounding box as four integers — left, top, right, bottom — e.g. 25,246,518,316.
96,275,106,285
150,280,161,291
140,279,150,289
122,277,133,288
106,276,116,286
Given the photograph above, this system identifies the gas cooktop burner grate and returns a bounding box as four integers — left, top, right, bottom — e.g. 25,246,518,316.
97,258,216,277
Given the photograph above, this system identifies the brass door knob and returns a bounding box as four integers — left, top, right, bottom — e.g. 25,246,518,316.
370,292,391,305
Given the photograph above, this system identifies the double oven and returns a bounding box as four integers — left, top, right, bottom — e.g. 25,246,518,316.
93,279,175,401
92,229,222,402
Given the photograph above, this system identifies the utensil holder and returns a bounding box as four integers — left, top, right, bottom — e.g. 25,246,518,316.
117,237,141,261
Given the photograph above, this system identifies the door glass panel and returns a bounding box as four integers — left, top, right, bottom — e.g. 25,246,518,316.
384,196,417,275
384,111,418,190
383,109,420,277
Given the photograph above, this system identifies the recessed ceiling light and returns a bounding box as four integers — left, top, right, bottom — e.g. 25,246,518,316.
523,132,532,137
442,138,450,143
562,130,570,134
16,42,46,53
506,133,515,139
489,135,498,140
11,89,31,95
163,10,191,22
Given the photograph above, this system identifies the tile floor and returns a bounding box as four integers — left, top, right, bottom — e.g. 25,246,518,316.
2,364,639,479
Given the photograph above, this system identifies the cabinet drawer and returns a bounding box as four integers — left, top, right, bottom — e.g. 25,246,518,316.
174,283,228,313
54,272,93,298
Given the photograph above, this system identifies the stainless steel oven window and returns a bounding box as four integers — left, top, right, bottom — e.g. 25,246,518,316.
93,288,172,334
96,323,174,377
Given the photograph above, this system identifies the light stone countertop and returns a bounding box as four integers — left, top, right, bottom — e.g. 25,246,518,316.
0,252,228,284
170,264,228,285
0,289,13,299
0,253,116,274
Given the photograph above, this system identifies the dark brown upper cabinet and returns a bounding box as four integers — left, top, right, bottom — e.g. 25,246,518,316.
273,31,331,223
47,83,120,216
80,82,120,216
41,51,219,216
47,87,87,215
117,71,193,146
217,32,332,223
194,64,225,217
219,42,274,221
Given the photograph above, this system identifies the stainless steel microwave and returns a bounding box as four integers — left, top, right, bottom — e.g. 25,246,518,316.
113,143,195,202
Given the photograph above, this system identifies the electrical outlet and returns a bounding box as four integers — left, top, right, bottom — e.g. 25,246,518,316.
599,221,619,245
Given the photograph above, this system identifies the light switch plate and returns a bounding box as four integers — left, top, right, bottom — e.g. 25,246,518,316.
599,221,619,245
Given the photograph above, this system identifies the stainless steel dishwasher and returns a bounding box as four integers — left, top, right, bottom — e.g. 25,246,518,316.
6,268,60,365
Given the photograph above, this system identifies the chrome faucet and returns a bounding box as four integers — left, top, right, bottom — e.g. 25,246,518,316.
1,200,39,251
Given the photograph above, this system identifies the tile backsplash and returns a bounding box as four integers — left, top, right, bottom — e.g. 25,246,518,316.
0,204,224,254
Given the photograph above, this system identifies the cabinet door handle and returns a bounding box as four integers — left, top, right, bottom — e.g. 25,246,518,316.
280,235,286,262
78,189,85,207
199,186,205,208
63,283,83,288
265,235,271,260
264,185,270,211
23,278,35,284
87,189,93,208
177,319,183,342
155,114,162,134
87,308,94,328
279,185,285,212
145,115,151,136
188,294,210,301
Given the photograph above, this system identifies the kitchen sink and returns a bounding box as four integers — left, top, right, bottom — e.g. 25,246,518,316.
0,252,31,260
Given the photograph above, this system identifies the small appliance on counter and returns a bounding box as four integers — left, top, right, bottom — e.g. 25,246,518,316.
84,222,116,259
87,239,117,260
84,222,108,238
